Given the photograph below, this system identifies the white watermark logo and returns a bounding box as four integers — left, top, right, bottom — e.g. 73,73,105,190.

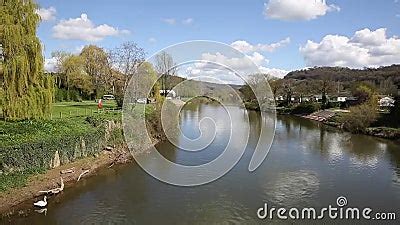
257,196,397,221
122,41,276,187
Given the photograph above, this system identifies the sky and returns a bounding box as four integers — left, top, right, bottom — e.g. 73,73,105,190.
36,0,400,82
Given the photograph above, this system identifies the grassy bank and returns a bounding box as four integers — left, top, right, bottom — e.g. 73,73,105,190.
0,112,122,192
0,98,166,194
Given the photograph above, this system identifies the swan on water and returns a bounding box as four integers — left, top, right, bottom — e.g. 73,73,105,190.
34,196,47,207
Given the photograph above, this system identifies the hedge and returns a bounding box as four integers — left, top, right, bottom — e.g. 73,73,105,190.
0,115,121,174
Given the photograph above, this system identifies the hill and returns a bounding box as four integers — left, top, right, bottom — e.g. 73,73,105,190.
284,65,400,88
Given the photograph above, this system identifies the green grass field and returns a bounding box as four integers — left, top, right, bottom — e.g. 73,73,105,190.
51,100,118,119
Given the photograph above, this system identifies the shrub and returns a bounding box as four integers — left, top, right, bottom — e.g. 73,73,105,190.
341,104,378,133
291,102,320,115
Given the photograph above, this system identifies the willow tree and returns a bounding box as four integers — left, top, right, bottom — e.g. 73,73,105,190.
0,0,53,120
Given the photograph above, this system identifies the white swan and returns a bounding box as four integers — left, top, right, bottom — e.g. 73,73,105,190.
34,196,47,207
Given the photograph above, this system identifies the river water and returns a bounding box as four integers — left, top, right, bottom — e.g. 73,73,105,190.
2,104,400,224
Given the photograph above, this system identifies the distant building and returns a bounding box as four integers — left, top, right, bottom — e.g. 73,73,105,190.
379,96,395,107
160,90,177,98
275,96,284,101
331,96,347,103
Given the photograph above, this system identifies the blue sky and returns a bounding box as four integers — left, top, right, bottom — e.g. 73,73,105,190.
36,0,400,79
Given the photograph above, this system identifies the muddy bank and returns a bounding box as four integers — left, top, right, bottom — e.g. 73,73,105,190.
0,145,133,217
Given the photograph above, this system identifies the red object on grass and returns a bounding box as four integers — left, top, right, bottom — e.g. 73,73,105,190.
98,99,103,109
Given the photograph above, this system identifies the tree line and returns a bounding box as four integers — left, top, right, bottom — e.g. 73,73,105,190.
50,43,146,106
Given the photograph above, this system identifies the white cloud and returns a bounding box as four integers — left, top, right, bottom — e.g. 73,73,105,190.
162,18,176,25
36,7,57,21
53,14,130,42
200,52,267,70
231,38,291,53
182,18,194,25
259,67,289,78
44,57,57,73
300,28,400,68
264,0,340,21
182,51,288,84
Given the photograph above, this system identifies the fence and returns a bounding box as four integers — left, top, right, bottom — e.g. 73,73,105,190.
50,108,122,120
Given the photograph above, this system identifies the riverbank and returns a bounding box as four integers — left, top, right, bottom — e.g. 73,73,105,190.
0,145,133,217
299,111,400,141
248,104,400,141
0,103,166,216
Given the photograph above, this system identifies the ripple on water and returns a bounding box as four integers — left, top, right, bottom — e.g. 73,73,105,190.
263,170,320,207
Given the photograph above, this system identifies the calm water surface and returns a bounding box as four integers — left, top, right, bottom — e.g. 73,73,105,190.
2,104,400,224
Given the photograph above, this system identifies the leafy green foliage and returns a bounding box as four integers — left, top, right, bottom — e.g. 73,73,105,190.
1,0,53,120
341,104,378,133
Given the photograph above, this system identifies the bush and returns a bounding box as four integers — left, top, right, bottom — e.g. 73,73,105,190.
291,102,320,115
55,88,67,102
341,103,378,133
55,88,83,102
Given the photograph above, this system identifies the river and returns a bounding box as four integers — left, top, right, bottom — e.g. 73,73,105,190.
2,104,400,224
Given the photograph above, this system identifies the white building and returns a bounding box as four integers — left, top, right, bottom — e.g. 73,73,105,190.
379,97,395,107
160,90,177,98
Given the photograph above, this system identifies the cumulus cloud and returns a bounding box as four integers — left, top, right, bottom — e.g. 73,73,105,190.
53,14,130,42
182,18,194,25
259,67,289,78
200,52,267,70
231,38,291,53
36,7,57,21
182,51,288,84
300,28,400,68
264,0,340,21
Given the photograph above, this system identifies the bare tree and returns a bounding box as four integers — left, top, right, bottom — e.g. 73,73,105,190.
112,42,146,86
154,51,177,92
109,42,145,105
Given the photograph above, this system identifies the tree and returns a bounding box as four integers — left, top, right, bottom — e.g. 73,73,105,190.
282,79,295,106
379,78,398,96
112,42,146,87
269,79,283,98
155,51,177,92
1,0,53,119
342,104,378,133
62,55,93,98
51,50,72,88
80,45,109,98
315,79,335,108
133,62,159,99
342,85,379,133
110,42,145,106
351,83,377,105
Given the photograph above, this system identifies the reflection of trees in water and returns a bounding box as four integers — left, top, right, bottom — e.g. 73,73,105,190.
278,116,400,170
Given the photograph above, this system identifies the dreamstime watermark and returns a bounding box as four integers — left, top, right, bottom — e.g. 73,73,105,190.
257,196,397,221
122,41,276,187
